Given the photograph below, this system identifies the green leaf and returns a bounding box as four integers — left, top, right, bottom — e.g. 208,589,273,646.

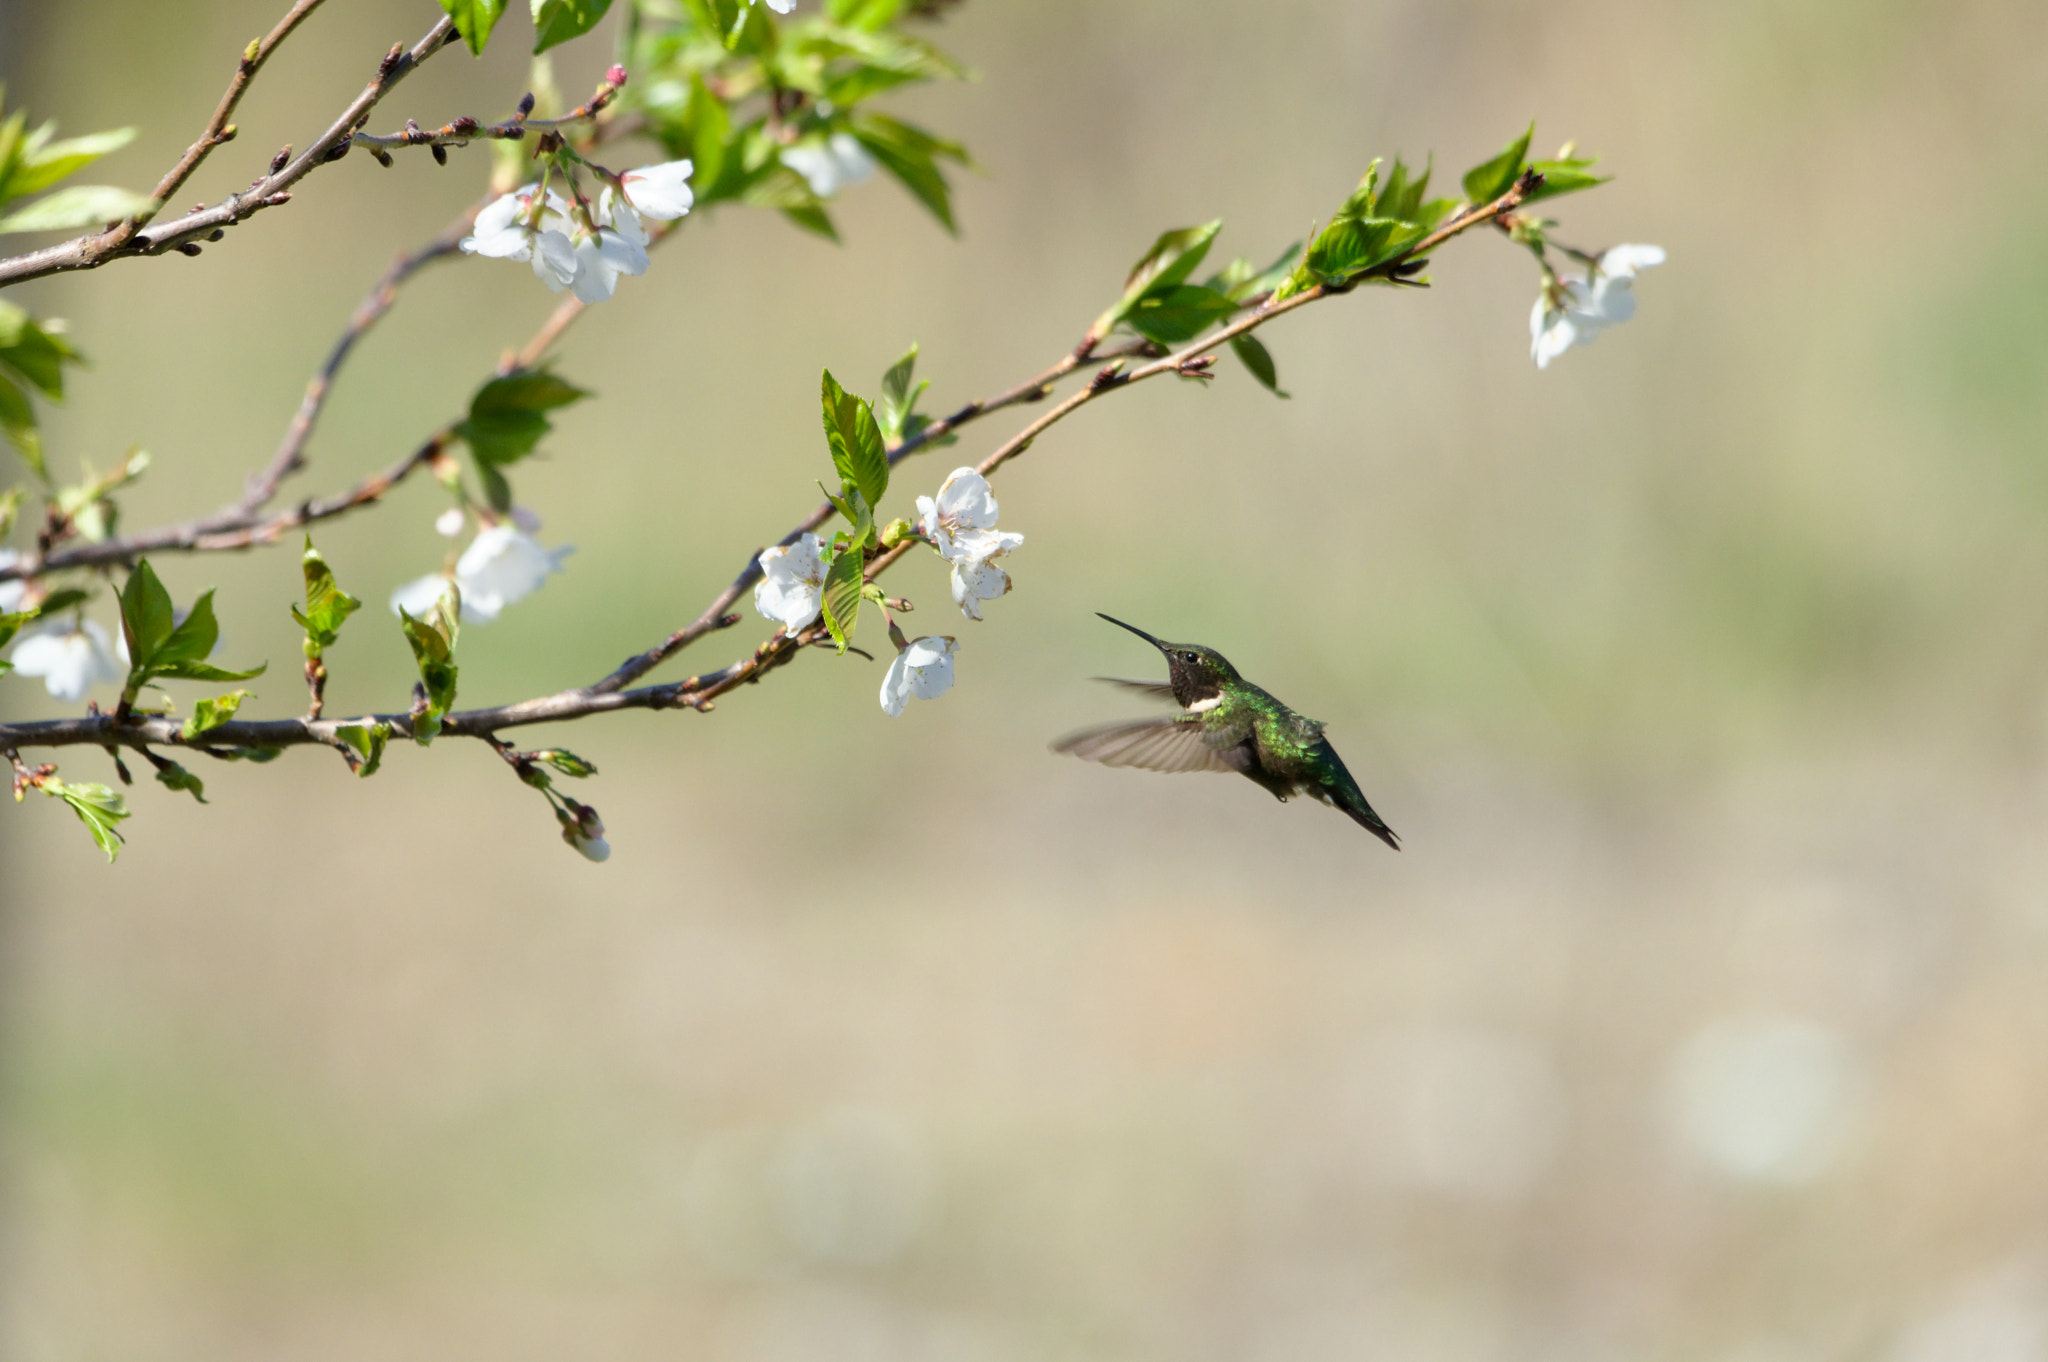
1523,157,1610,206
1303,216,1425,286
848,111,967,233
0,298,81,400
336,721,391,777
212,745,283,763
180,689,253,740
818,544,864,653
0,372,35,463
0,184,156,234
118,559,175,671
0,606,35,655
4,125,135,201
876,343,927,444
686,74,731,197
1337,161,1381,220
42,776,128,862
455,367,588,469
290,536,361,655
440,0,508,54
1096,220,1222,335
1462,122,1533,205
399,604,459,745
531,0,612,52
820,368,888,510
1229,334,1288,398
153,759,207,804
533,748,596,777
1125,283,1238,346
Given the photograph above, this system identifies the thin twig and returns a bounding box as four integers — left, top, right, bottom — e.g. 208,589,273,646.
0,13,457,288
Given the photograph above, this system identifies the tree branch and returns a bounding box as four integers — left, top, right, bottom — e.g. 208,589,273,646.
0,12,456,288
0,173,1537,757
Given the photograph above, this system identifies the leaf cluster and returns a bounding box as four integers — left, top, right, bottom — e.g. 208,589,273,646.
623,0,969,240
116,559,265,710
399,592,460,745
0,85,154,236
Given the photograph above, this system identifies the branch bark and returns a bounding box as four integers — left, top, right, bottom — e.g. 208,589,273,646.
0,11,456,289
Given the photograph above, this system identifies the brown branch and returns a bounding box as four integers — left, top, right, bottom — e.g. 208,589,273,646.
0,173,1536,756
141,0,329,228
350,72,625,159
0,13,457,288
246,213,477,516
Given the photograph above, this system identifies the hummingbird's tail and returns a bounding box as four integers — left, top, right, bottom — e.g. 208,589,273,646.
1338,789,1401,851
1309,738,1401,850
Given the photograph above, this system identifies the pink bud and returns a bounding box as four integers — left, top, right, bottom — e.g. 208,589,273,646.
605,64,628,89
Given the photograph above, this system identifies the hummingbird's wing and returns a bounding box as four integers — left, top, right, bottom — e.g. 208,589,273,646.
1051,716,1239,774
1091,678,1177,703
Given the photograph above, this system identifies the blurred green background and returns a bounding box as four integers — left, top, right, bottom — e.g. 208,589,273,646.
6,0,2048,1358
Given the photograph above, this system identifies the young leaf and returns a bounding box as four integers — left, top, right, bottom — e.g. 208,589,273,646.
0,299,81,400
820,369,888,510
531,0,612,53
399,606,459,745
876,343,928,444
0,185,156,234
1125,283,1238,346
440,0,508,55
180,689,253,740
848,111,968,233
1462,122,1533,205
1303,216,1424,285
153,760,207,804
291,536,362,656
818,545,864,653
1229,334,1288,398
1523,156,1610,205
455,367,589,470
42,776,128,862
686,74,732,199
4,126,136,201
534,748,596,778
0,605,36,657
134,588,264,687
336,721,391,777
118,558,175,672
1095,220,1222,335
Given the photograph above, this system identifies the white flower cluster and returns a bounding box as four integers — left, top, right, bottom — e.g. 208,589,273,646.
1530,244,1665,370
748,468,1024,718
915,469,1023,622
390,520,572,624
460,160,694,303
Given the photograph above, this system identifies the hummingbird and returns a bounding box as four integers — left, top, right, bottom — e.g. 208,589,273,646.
1052,614,1400,849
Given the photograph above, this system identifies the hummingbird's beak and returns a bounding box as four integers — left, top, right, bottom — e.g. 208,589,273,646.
1096,613,1168,652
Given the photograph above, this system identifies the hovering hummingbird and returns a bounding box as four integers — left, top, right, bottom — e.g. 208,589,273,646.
1052,614,1400,849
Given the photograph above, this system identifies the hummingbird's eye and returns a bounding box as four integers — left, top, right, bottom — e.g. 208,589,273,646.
1182,651,1198,662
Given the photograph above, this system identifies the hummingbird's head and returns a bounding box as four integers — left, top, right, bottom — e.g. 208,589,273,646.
1097,613,1242,708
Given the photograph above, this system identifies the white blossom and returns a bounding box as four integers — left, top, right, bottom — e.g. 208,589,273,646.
434,507,466,537
781,133,877,199
879,635,957,717
752,533,829,636
915,468,1002,558
1529,243,1666,370
618,159,695,221
388,525,570,624
566,189,651,304
915,468,1024,619
453,525,572,623
0,549,25,614
389,573,455,620
461,183,577,291
8,619,125,701
748,0,797,12
947,528,1023,620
